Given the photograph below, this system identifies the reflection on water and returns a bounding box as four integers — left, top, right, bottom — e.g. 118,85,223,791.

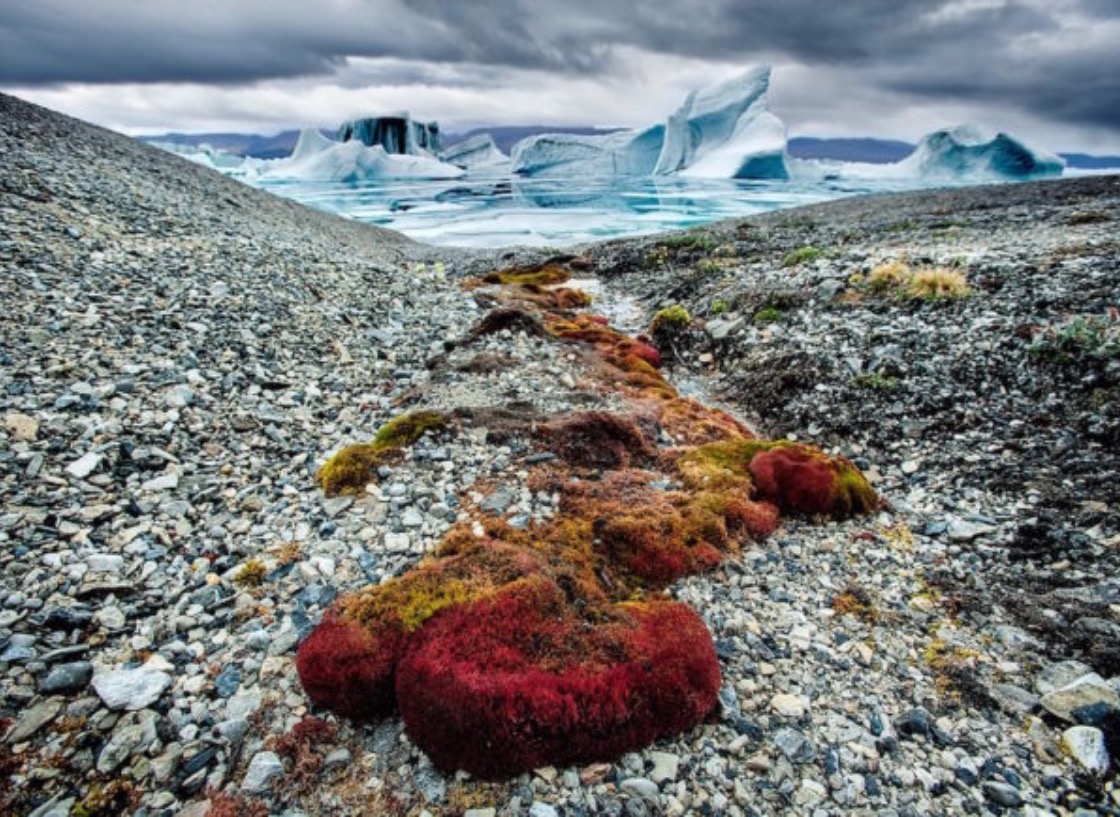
255,172,936,248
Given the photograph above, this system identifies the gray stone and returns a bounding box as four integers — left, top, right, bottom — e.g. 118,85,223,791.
91,666,172,711
774,727,816,763
706,317,744,341
1040,673,1119,724
401,508,424,528
1036,660,1095,695
6,698,62,742
141,473,179,492
322,747,352,774
241,751,284,794
529,804,559,817
991,683,1040,717
983,781,1023,808
464,810,496,817
97,712,157,773
947,517,997,542
39,661,93,694
225,693,262,721
621,778,660,801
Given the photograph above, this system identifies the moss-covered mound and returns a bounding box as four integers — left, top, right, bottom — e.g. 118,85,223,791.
298,260,878,778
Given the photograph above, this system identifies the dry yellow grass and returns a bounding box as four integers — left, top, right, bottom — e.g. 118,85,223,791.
907,267,970,299
867,261,911,292
864,261,969,299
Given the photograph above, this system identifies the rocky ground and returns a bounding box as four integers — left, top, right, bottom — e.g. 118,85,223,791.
1,91,1118,817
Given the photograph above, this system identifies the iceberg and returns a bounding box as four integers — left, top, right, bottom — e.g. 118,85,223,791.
289,128,336,161
511,126,665,178
510,66,788,180
442,134,510,169
657,66,788,180
898,125,1063,180
261,140,464,182
339,114,442,155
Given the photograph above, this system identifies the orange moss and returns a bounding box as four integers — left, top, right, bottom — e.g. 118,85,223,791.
480,262,572,288
534,411,658,469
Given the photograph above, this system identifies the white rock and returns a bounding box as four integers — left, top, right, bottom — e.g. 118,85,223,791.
66,452,101,479
770,692,810,718
649,750,680,783
142,473,179,492
91,667,172,711
1062,726,1110,774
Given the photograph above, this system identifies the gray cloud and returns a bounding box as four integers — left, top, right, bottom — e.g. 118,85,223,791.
1,0,1118,133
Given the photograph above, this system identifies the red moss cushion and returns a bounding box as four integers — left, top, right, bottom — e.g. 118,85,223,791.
749,446,876,518
395,579,721,778
295,611,407,722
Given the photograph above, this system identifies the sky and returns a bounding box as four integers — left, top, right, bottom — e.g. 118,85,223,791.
2,0,1120,154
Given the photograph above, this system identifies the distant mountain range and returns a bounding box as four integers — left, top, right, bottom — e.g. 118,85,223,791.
140,129,1120,169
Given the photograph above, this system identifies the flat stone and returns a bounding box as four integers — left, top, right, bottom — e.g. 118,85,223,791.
91,666,172,711
983,781,1023,808
1040,673,1119,724
947,517,997,542
649,750,679,784
65,452,101,479
528,804,558,817
86,554,124,573
464,810,496,817
991,683,1040,717
621,777,659,801
401,508,424,528
770,692,809,719
241,751,284,795
6,698,62,742
1061,726,1110,774
97,711,157,773
1035,660,1094,695
141,473,179,492
4,412,39,441
39,661,93,694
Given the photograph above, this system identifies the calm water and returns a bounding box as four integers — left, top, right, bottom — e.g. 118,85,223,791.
254,171,934,248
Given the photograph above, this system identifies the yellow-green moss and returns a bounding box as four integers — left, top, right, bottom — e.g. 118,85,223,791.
372,410,447,448
234,559,267,587
318,411,447,496
482,263,572,288
316,443,399,496
649,305,691,337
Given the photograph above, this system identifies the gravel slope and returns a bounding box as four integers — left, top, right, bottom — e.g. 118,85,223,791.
2,92,1118,816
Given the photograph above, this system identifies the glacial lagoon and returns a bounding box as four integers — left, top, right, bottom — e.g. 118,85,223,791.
253,171,957,248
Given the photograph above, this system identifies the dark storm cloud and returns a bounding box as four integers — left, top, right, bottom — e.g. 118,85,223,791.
2,0,1119,130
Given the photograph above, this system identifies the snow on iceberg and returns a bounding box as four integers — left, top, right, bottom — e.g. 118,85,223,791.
511,125,665,178
898,125,1063,180
657,66,788,180
442,134,509,169
262,140,464,182
510,66,787,180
